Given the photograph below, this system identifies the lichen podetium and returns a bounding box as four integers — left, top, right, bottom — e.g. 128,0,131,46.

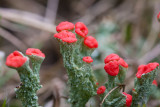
6,48,45,107
54,21,98,107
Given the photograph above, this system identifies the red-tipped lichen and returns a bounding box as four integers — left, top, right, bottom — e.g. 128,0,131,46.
157,12,160,22
118,58,128,68
104,53,120,64
82,56,93,63
54,30,77,43
97,86,106,94
75,22,88,37
122,92,132,107
96,82,99,85
152,80,158,86
136,62,159,78
84,36,98,48
6,51,27,68
26,48,45,58
132,88,135,92
104,60,119,76
104,54,128,76
56,21,74,32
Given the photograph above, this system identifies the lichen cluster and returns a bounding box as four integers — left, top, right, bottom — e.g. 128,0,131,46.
54,21,98,107
6,49,45,107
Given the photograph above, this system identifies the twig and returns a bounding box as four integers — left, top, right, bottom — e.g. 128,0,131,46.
45,0,59,23
138,44,160,64
0,27,28,50
116,83,125,92
74,0,115,25
0,19,36,36
100,86,119,106
100,84,125,106
35,0,60,46
140,0,160,54
60,96,69,99
0,8,56,33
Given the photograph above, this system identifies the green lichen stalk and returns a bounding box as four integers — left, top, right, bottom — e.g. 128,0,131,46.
102,66,127,107
6,49,45,107
16,63,41,107
54,22,97,107
131,66,159,107
97,53,131,107
59,39,97,107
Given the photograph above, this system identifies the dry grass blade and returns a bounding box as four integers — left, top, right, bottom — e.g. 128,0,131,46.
100,86,119,106
100,84,125,107
138,44,160,64
45,0,59,23
0,8,56,33
75,0,115,25
0,27,27,50
140,0,160,54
